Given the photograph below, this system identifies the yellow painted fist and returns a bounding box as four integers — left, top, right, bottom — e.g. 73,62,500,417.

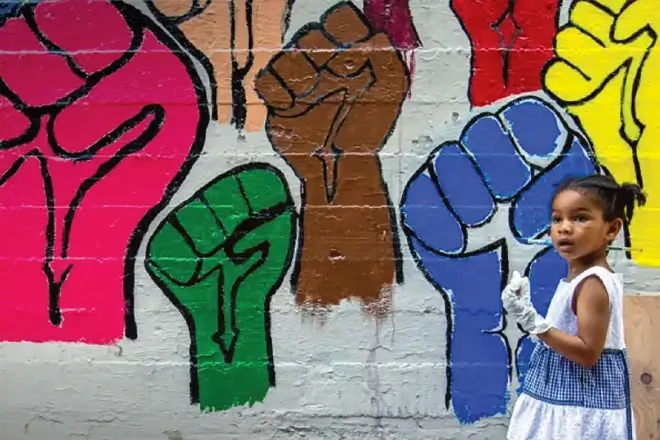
544,0,660,266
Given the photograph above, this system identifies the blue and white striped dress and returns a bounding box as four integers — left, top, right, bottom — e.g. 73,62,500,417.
507,266,636,440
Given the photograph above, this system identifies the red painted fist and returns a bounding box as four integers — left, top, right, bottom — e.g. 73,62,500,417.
450,0,559,106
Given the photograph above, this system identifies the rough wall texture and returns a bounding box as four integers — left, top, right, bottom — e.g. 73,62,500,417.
0,0,658,438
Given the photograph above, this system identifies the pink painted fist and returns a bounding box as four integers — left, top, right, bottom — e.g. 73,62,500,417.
0,0,207,343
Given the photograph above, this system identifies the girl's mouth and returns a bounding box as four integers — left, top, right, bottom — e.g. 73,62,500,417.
557,239,574,251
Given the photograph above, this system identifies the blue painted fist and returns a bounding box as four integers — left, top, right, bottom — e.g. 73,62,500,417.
401,96,598,424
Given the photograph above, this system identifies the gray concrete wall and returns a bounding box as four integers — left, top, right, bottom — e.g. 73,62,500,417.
0,0,657,438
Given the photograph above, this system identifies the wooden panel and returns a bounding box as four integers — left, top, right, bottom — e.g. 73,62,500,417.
624,296,660,439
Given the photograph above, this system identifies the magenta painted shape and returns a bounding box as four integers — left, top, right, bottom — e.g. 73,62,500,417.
363,0,421,51
0,0,207,343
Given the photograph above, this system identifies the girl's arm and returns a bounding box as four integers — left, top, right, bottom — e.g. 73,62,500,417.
537,275,610,368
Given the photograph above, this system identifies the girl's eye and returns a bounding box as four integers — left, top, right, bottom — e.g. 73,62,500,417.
551,216,561,223
575,215,588,222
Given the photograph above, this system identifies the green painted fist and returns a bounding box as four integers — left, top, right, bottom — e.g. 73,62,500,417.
145,163,296,412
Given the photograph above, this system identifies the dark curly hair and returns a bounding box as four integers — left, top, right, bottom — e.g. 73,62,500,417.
552,174,647,222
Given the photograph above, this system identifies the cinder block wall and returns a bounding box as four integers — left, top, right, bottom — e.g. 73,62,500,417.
1,0,657,439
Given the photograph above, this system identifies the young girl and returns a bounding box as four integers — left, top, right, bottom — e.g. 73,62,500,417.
503,174,646,440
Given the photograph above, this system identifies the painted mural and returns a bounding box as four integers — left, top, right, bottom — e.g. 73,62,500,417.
397,0,659,425
145,163,296,412
254,2,408,313
401,95,598,422
450,0,559,106
147,0,295,132
2,0,659,436
0,0,207,343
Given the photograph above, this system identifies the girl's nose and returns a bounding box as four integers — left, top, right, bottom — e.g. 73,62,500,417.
558,220,573,233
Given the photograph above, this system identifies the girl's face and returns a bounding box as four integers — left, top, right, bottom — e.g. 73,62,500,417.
550,189,622,262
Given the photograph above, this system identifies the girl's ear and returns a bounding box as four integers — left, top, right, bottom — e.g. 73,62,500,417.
605,218,623,242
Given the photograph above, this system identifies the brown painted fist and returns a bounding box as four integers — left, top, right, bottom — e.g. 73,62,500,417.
254,2,410,313
255,2,410,202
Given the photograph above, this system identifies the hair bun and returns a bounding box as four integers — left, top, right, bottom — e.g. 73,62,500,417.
619,183,647,206
618,182,647,221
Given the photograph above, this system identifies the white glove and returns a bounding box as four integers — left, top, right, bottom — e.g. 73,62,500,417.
501,271,551,335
